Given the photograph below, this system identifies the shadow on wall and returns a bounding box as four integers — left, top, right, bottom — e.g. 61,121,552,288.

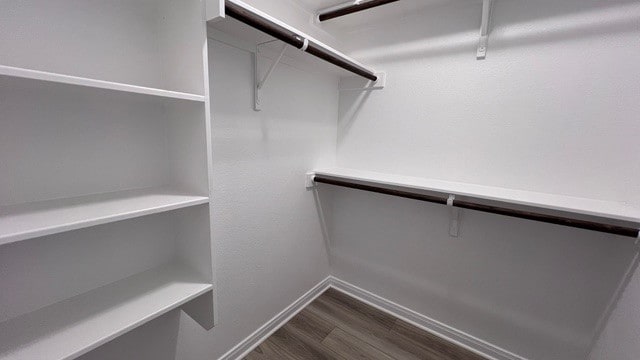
315,185,640,359
78,311,180,360
343,0,640,62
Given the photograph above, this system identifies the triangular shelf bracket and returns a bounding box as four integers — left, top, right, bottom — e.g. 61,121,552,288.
181,289,215,330
477,0,493,60
254,42,288,111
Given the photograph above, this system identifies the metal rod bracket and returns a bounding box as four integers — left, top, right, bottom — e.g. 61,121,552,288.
306,172,316,189
477,0,493,60
447,195,460,237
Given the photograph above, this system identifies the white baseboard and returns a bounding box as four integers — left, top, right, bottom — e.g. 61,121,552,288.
217,276,332,360
218,275,526,360
330,277,527,360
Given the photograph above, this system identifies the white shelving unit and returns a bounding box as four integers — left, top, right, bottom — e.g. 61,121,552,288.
0,65,206,103
0,0,217,357
0,265,212,360
0,188,209,245
311,168,640,226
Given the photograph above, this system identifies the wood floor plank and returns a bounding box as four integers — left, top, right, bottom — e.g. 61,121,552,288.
250,290,489,360
269,323,344,359
314,293,394,332
321,289,397,330
244,339,299,360
322,327,395,360
286,308,336,342
392,320,487,360
307,298,442,360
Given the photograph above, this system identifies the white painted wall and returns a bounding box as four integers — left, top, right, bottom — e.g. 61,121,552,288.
338,0,640,205
170,37,336,360
326,0,640,359
590,262,640,360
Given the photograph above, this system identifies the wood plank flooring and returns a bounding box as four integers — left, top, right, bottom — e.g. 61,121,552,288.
245,288,487,360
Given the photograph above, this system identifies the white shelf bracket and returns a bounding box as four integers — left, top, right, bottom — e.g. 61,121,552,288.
447,194,460,237
181,289,215,330
477,0,493,60
254,42,288,111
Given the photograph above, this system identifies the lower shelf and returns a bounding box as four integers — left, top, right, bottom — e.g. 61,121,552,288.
310,168,640,238
0,265,213,360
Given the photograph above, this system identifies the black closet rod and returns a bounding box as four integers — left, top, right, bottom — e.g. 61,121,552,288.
313,175,640,239
225,1,378,81
318,0,400,22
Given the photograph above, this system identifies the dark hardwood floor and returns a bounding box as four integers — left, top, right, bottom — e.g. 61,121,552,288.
245,288,487,360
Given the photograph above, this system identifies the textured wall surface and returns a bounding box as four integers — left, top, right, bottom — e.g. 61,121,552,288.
589,261,640,360
338,0,640,205
172,38,337,360
328,0,640,359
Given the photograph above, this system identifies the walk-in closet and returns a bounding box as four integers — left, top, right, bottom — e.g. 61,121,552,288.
1,0,638,359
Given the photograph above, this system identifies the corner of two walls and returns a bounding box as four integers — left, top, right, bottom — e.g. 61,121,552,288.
171,6,340,359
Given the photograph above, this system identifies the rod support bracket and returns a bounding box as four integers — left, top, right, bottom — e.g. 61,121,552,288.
447,195,460,237
476,0,493,60
339,72,387,92
306,172,316,189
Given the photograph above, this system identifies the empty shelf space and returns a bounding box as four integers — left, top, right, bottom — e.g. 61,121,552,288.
0,65,205,102
0,188,210,245
311,168,640,232
0,264,212,360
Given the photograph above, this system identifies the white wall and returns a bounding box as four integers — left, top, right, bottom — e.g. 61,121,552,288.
590,262,640,360
338,0,640,204
171,37,337,359
326,0,640,359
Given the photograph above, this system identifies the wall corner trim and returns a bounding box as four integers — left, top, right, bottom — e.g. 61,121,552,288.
218,276,528,360
330,277,528,360
217,277,332,360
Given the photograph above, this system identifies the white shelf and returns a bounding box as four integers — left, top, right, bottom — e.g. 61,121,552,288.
312,168,640,224
0,188,210,246
0,264,212,360
0,65,205,103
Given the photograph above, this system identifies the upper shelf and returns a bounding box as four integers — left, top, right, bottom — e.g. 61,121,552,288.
311,168,640,225
0,264,212,360
209,0,377,81
0,66,205,102
0,0,205,96
0,187,209,246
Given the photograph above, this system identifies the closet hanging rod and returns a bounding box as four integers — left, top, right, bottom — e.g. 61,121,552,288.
313,175,640,239
318,0,400,22
224,0,378,81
